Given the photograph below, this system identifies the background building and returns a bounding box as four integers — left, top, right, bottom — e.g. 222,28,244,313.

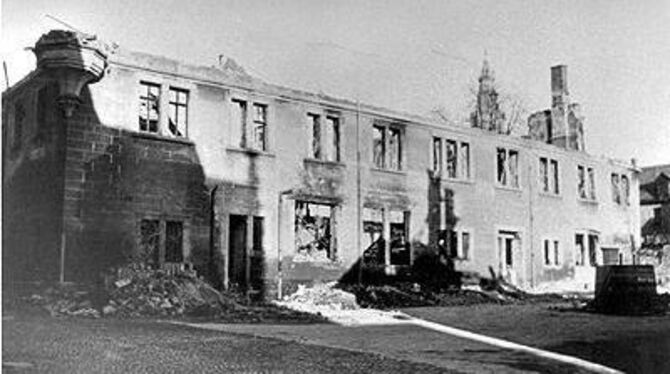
3,30,640,297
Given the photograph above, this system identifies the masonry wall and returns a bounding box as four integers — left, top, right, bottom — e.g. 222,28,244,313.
59,83,211,282
2,77,66,282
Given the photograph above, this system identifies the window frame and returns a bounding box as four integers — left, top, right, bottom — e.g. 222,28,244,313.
542,237,561,267
432,136,471,181
577,164,597,201
167,87,189,138
372,123,403,171
496,147,520,188
307,111,341,163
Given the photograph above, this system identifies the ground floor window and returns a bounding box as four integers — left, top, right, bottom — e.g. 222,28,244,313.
362,207,410,265
575,232,599,266
295,202,336,261
498,231,518,267
543,239,560,266
601,247,620,265
139,219,184,265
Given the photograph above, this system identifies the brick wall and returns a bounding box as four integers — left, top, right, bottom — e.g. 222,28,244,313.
60,87,212,282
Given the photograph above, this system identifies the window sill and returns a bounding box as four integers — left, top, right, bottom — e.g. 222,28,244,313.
226,147,276,158
539,192,562,199
304,158,346,167
577,198,599,205
441,177,474,185
494,184,522,193
132,131,193,145
370,167,406,176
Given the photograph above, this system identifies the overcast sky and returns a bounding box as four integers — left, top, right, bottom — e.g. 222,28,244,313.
3,0,669,166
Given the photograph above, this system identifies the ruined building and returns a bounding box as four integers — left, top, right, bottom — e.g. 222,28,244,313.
3,30,640,297
528,65,586,151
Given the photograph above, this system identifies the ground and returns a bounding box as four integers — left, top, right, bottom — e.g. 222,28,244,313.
3,302,669,373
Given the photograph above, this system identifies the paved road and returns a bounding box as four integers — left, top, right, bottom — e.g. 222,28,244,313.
2,311,451,374
404,303,670,374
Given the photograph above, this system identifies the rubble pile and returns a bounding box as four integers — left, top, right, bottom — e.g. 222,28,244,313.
28,286,101,318
279,282,359,312
103,263,239,317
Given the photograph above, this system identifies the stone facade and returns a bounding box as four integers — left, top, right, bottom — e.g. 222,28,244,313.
2,30,640,297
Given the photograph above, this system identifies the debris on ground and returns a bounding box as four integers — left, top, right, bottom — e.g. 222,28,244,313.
278,282,359,312
22,263,323,323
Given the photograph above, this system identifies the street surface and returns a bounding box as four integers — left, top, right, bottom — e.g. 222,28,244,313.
3,302,669,373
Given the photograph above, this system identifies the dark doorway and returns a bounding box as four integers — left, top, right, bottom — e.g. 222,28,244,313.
229,214,247,288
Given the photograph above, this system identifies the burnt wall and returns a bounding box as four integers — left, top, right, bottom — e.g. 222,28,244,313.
61,87,211,282
2,80,66,282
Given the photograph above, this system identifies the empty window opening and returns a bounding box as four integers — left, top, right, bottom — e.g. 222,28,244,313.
575,233,585,266
372,124,402,171
577,165,596,200
252,103,267,151
540,158,560,194
363,207,384,264
432,137,442,173
139,82,160,133
295,202,336,261
543,239,560,266
168,88,188,137
232,99,248,148
497,148,519,188
389,210,410,265
139,219,184,266
498,231,518,267
611,173,621,204
309,114,340,162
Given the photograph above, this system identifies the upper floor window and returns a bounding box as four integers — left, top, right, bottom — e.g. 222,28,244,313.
433,137,470,180
611,173,630,205
373,124,402,171
496,147,519,188
252,103,267,151
577,165,596,200
168,88,188,137
139,82,160,133
308,113,340,162
231,99,268,151
539,157,559,194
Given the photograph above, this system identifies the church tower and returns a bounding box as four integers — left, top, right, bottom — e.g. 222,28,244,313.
471,58,506,133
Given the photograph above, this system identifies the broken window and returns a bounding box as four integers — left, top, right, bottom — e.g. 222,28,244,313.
498,231,516,267
139,82,161,133
588,234,598,266
540,158,559,194
309,113,321,159
446,140,457,178
295,202,335,261
577,166,586,199
544,239,560,266
460,231,471,260
168,87,188,137
497,148,507,185
139,219,184,265
388,127,401,170
459,142,470,179
372,125,385,169
540,158,549,192
363,207,384,264
325,116,340,162
309,114,340,162
232,99,247,148
621,175,630,205
140,219,161,265
611,173,621,204
252,103,267,151
550,160,559,194
587,167,596,200
372,124,402,171
165,221,184,262
389,210,410,265
575,234,585,266
497,148,518,187
432,137,442,173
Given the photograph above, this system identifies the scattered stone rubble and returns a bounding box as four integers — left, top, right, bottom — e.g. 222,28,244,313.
25,263,322,322
277,282,359,313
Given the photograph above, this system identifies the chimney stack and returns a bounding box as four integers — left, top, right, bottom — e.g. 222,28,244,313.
550,65,569,148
